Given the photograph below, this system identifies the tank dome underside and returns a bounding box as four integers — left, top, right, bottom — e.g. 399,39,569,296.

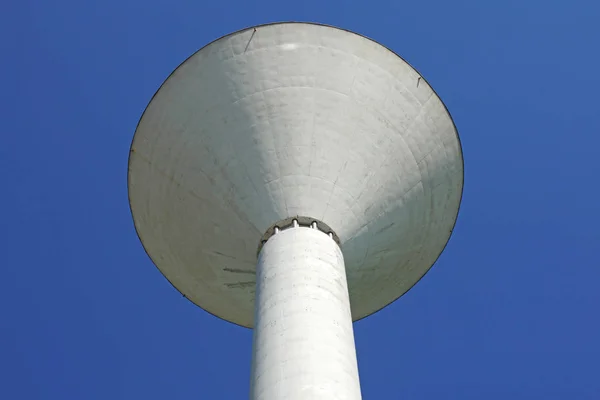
128,22,463,328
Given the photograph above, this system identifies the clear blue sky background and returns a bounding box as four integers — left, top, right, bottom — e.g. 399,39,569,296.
2,0,599,398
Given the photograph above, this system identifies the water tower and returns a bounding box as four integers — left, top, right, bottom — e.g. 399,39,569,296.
128,22,463,399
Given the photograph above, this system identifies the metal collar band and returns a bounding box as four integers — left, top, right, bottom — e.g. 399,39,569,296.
257,216,341,256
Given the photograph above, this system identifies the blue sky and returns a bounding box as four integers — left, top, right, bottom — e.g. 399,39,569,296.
2,0,599,398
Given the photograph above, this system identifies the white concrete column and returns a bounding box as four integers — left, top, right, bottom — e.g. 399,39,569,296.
250,225,362,400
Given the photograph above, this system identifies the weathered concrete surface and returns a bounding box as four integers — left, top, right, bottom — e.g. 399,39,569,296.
251,226,361,400
128,22,463,327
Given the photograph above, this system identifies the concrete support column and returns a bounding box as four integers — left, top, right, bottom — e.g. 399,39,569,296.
250,225,362,400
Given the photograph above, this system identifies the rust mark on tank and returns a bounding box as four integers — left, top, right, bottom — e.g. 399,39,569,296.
211,251,237,259
244,28,257,53
225,281,255,289
223,268,256,275
375,222,394,234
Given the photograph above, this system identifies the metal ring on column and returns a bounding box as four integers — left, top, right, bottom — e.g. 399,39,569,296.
257,216,341,257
